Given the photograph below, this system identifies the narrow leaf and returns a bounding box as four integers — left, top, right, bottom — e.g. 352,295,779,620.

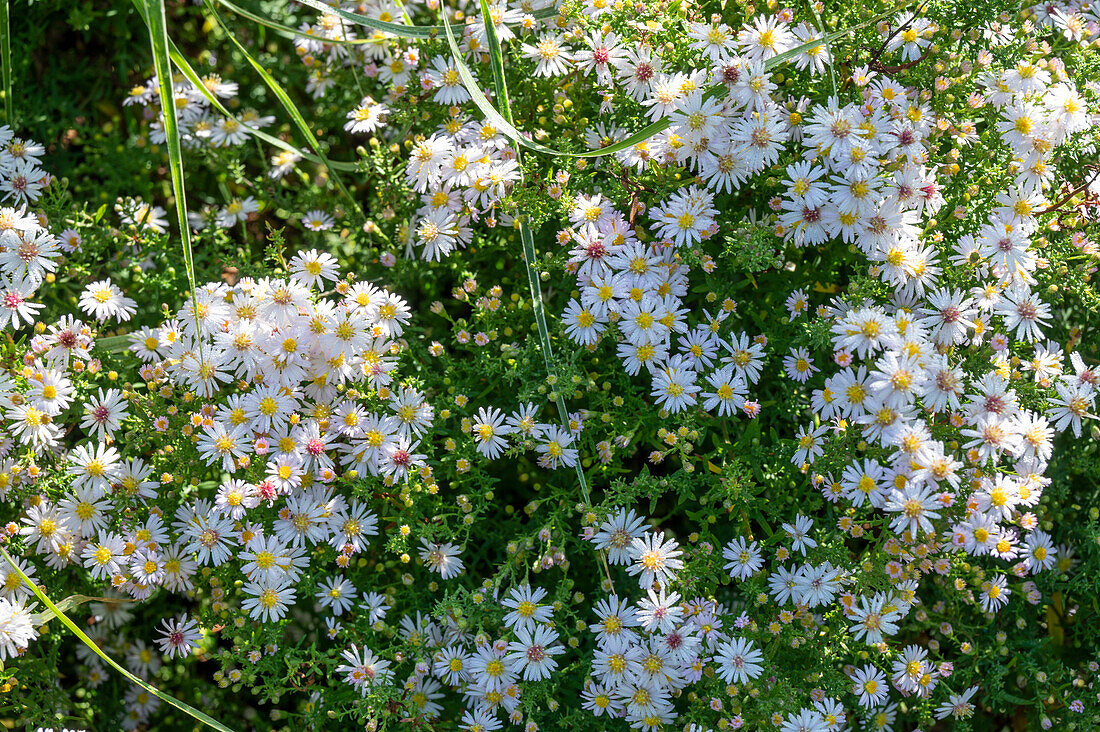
472,1,594,506
31,594,135,626
131,0,359,172
218,0,375,45
293,0,558,40
477,0,511,122
442,5,899,159
204,0,364,220
442,12,670,158
144,0,203,353
0,547,237,732
441,13,564,156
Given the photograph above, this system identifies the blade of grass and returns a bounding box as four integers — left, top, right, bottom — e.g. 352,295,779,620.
0,547,237,732
442,12,671,157
145,0,204,356
443,6,899,159
30,593,135,626
131,0,359,172
204,0,364,222
1,0,11,124
293,0,558,40
475,0,583,489
475,0,586,496
217,0,374,44
478,0,511,122
441,13,567,156
297,0,456,39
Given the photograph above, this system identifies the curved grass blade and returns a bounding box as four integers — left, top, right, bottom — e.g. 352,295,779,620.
476,0,614,590
217,0,374,45
444,5,898,159
295,0,452,39
144,0,203,357
441,13,564,156
478,0,511,122
0,547,237,732
444,11,670,158
1,0,11,124
131,0,359,172
31,593,135,626
204,0,364,221
294,0,558,40
167,44,358,172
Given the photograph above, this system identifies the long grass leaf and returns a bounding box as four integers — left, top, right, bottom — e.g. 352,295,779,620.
441,14,564,155
218,0,374,44
477,0,510,122
167,45,358,172
131,0,359,172
1,0,11,124
0,547,237,732
296,0,454,39
443,6,899,159
144,0,203,355
293,0,558,40
30,593,134,626
204,0,364,220
444,13,669,158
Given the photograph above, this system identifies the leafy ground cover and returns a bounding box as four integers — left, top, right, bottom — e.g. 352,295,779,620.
2,0,1100,730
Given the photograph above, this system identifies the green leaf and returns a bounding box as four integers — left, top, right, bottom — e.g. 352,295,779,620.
441,13,566,156
217,0,376,45
204,0,363,220
471,0,594,510
477,0,511,123
31,594,134,626
0,547,237,732
442,7,898,159
131,0,359,172
476,1,579,480
293,0,558,40
143,0,203,351
441,12,669,158
97,333,133,354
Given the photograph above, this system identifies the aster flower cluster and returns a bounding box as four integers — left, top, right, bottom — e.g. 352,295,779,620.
125,72,275,151
1,176,440,723
558,189,766,418
791,18,1096,618
0,127,48,206
404,121,523,261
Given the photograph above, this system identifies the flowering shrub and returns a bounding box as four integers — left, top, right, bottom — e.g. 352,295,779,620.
2,0,1100,730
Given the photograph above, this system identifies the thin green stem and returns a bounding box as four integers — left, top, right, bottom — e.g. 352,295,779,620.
466,1,615,590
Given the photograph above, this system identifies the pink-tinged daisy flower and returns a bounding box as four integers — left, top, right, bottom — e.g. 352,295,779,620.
156,615,202,659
